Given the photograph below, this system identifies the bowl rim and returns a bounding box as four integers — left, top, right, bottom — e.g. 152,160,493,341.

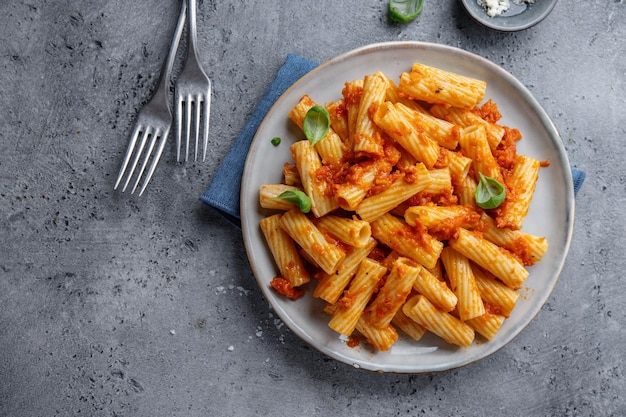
459,0,559,32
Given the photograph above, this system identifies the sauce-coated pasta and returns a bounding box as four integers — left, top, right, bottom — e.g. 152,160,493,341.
258,62,547,351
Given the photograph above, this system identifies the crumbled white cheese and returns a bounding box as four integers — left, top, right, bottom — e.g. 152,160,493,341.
478,0,537,17
478,0,510,17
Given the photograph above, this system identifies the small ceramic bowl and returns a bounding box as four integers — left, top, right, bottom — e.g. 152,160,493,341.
460,0,558,31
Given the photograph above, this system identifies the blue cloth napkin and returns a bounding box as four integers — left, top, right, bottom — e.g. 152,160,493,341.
200,54,317,228
200,54,586,228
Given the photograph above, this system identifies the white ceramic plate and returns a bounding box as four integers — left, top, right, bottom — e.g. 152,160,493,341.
240,41,575,373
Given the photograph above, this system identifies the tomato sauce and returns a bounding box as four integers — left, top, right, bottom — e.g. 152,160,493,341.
270,277,305,300
397,221,433,252
430,210,481,241
484,301,503,316
342,82,363,106
346,334,361,348
475,99,502,124
494,126,522,171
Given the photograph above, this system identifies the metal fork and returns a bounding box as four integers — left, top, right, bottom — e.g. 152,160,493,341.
175,0,212,162
114,1,187,196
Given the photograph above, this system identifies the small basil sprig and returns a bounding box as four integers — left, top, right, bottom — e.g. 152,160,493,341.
275,190,312,213
475,173,506,209
303,106,330,146
388,0,424,23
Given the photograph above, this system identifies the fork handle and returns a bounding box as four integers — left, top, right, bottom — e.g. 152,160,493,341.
187,0,200,58
154,0,187,101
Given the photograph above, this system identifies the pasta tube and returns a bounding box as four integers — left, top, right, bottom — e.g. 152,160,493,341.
356,164,431,223
355,318,398,352
315,215,372,248
353,73,387,157
279,209,345,275
457,174,478,207
289,95,347,165
365,257,421,328
402,295,475,348
472,265,519,318
341,79,363,149
313,237,377,304
282,163,301,186
325,99,349,143
391,308,427,341
478,213,548,266
404,204,480,232
429,104,504,151
466,312,505,341
328,258,387,336
398,62,487,109
373,101,441,168
440,148,472,186
449,228,528,289
370,213,443,270
334,160,379,211
412,266,458,313
291,140,338,217
440,247,485,321
393,101,459,150
260,214,310,287
496,154,541,230
259,184,303,211
326,302,399,351
421,168,453,195
458,124,503,184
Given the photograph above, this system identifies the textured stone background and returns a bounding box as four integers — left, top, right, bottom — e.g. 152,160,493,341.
0,1,624,416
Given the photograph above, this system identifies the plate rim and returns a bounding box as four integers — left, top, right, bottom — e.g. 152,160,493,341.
240,41,575,373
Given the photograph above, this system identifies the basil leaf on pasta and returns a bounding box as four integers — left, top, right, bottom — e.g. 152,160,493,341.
275,190,312,213
303,106,330,146
475,173,506,209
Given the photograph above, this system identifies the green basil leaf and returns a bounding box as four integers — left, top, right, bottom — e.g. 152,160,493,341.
303,106,330,146
275,190,312,214
270,136,281,146
475,172,506,209
389,0,424,23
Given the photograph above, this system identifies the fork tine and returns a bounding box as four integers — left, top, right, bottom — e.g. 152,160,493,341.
175,97,183,162
202,94,210,161
114,127,141,190
137,129,171,196
194,95,202,161
121,129,150,192
130,129,160,194
185,96,192,161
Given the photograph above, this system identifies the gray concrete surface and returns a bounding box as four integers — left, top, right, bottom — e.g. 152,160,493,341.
0,1,624,416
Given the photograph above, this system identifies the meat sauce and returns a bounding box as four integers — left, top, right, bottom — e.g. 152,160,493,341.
270,277,305,300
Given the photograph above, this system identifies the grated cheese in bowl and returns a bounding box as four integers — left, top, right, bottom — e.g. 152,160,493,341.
478,0,537,17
